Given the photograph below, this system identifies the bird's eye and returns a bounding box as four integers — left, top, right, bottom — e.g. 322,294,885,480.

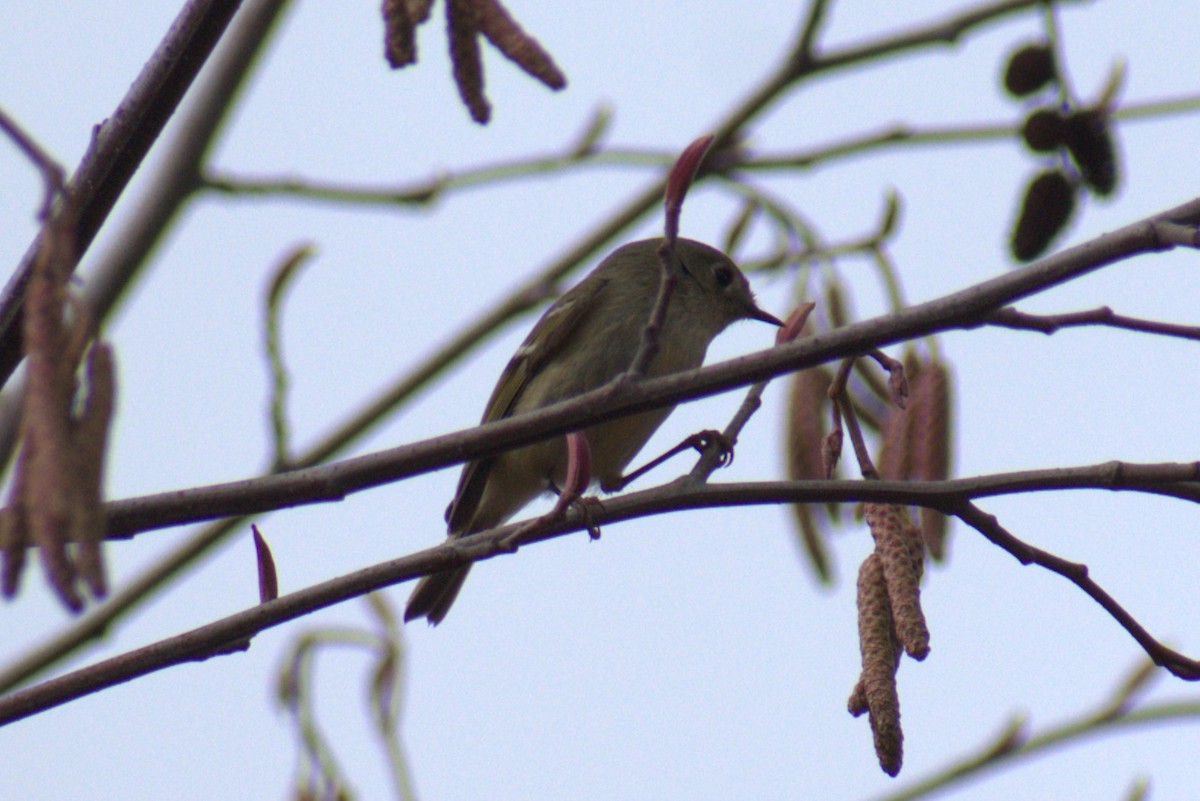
713,265,734,288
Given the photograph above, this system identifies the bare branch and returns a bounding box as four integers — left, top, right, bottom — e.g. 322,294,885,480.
0,0,246,389
5,456,1200,725
61,191,1198,541
986,304,1200,341
952,501,1200,680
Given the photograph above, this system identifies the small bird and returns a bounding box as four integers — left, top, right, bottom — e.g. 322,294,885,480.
405,237,781,624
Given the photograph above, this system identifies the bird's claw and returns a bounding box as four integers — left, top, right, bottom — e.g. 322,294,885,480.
687,429,735,469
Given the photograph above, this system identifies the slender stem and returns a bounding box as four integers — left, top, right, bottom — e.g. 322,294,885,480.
0,107,67,220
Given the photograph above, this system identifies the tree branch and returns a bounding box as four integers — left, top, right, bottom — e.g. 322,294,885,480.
4,459,1200,726
73,197,1200,539
0,0,246,388
985,305,1200,341
952,501,1200,680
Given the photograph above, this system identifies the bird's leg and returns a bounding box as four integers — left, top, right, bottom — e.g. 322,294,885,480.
601,429,734,493
501,432,601,548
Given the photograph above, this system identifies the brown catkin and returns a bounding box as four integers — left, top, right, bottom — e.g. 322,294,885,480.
0,435,31,597
22,228,83,610
477,0,566,90
785,367,836,583
910,360,953,560
446,0,490,123
875,405,915,482
854,552,903,776
1063,109,1117,197
71,343,116,598
382,0,418,67
894,523,930,659
866,503,929,660
847,677,868,717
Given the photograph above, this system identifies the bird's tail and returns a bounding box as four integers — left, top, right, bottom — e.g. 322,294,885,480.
404,565,473,625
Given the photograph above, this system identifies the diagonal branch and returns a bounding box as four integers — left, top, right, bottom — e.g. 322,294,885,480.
952,501,1200,679
0,0,246,388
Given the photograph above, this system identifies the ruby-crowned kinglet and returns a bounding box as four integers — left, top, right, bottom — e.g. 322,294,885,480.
405,237,781,624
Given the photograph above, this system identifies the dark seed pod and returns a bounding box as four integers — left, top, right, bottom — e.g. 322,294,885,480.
1003,43,1057,97
1021,107,1066,152
1011,170,1076,262
1064,110,1118,196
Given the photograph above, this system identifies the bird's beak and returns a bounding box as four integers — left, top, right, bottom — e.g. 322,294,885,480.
745,303,784,327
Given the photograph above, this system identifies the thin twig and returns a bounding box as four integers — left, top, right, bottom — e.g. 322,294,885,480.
794,0,831,64
0,107,66,220
263,244,316,469
830,358,880,479
198,90,1200,212
985,305,1200,341
689,303,817,482
952,501,1200,679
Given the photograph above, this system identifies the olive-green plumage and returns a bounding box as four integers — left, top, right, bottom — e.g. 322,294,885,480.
405,238,780,624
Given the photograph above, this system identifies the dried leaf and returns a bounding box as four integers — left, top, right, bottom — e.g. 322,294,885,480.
909,360,953,560
786,366,836,583
1003,41,1056,97
71,342,115,597
253,524,279,603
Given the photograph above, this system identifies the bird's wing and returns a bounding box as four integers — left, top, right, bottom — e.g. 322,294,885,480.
445,276,607,533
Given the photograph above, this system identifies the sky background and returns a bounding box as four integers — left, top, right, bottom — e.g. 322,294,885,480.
1,1,1199,799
